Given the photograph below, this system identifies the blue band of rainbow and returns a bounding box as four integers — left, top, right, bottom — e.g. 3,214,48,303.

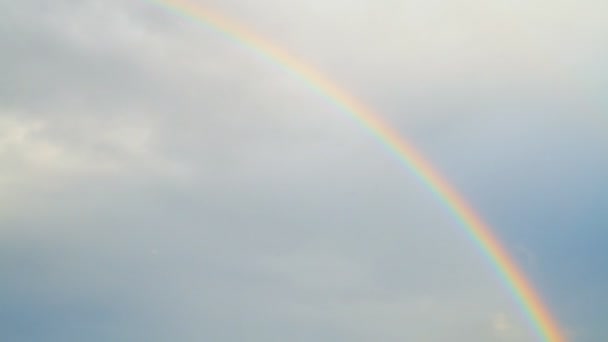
144,1,565,340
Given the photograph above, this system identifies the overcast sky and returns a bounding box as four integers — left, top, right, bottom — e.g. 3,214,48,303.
1,0,607,341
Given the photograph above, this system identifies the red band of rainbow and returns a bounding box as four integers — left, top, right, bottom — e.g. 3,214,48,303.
145,1,565,340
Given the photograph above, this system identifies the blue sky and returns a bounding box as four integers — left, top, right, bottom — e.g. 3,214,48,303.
1,0,606,341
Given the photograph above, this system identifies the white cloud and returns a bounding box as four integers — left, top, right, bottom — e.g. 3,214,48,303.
2,0,606,340
492,312,527,341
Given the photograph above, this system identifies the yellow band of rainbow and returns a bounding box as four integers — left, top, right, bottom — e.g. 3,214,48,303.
144,1,565,340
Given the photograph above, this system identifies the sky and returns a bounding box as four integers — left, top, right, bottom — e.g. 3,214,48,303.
1,0,607,341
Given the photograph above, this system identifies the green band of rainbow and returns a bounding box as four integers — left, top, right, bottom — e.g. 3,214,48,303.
145,1,565,340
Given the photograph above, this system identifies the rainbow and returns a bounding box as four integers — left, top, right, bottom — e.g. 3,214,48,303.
144,1,565,341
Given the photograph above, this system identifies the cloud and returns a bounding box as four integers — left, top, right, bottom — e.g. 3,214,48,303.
2,0,607,341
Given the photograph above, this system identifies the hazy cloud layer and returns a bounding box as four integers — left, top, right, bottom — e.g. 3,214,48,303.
2,0,607,341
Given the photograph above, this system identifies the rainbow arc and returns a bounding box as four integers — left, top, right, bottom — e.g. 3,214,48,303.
145,1,565,341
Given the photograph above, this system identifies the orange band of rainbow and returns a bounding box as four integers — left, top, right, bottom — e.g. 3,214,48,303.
144,1,565,340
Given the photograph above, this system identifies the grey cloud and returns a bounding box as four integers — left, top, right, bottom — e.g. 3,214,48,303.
3,0,607,341
0,175,526,341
